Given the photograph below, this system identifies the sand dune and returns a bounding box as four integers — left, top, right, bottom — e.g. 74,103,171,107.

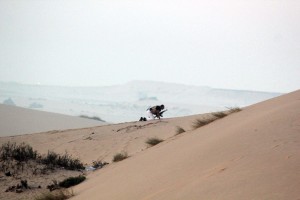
0,112,201,164
71,90,300,200
0,90,299,199
0,104,106,137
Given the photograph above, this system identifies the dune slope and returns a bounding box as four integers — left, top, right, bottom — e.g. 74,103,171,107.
72,90,300,200
0,104,106,136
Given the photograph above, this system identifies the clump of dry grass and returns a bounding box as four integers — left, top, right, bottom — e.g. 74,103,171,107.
34,189,74,200
211,111,227,118
41,151,84,171
175,126,186,135
227,107,242,113
192,118,216,129
192,107,242,130
112,152,128,162
0,142,37,163
145,137,164,146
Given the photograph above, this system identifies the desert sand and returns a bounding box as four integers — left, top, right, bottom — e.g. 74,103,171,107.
0,104,106,137
0,90,299,199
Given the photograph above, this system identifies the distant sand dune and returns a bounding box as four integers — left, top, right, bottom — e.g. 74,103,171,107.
0,104,106,137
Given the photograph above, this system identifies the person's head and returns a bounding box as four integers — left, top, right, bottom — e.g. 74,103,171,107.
160,104,165,110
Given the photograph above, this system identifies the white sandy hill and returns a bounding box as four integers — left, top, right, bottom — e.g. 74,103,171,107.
71,90,300,200
0,104,106,137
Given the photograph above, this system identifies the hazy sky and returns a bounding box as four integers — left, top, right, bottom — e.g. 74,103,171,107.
0,0,299,92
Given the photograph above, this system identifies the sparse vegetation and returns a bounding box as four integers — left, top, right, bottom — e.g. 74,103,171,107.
192,107,242,129
0,142,38,174
34,189,74,200
5,179,30,193
227,107,242,113
175,126,186,135
59,175,86,188
146,137,164,146
192,118,216,129
92,160,109,169
0,142,86,199
41,151,84,171
79,115,105,122
0,142,37,162
211,111,227,118
112,152,128,162
47,180,60,192
0,142,84,178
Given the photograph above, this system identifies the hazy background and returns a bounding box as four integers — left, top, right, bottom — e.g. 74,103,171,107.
0,0,299,93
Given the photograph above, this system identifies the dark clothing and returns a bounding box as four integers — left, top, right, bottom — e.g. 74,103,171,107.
149,105,163,119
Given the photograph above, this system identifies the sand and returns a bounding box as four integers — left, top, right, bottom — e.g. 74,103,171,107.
0,90,299,199
0,104,106,137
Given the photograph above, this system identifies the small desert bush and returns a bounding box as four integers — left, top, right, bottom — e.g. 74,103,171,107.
41,151,84,171
35,189,74,200
227,107,242,113
211,111,227,119
59,175,86,188
112,152,128,162
175,126,186,135
192,118,216,129
41,151,58,166
0,142,37,162
146,137,164,146
192,107,242,130
0,142,38,173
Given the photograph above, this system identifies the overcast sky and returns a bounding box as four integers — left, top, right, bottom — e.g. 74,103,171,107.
0,0,299,93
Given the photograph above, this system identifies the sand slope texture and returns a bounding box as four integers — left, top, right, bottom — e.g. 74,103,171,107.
72,90,300,200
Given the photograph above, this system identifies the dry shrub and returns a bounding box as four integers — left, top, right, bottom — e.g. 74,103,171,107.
41,151,84,171
146,137,164,146
192,118,216,129
227,107,242,113
34,189,74,200
59,175,86,188
112,152,128,162
192,107,242,129
211,111,227,118
175,126,186,135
